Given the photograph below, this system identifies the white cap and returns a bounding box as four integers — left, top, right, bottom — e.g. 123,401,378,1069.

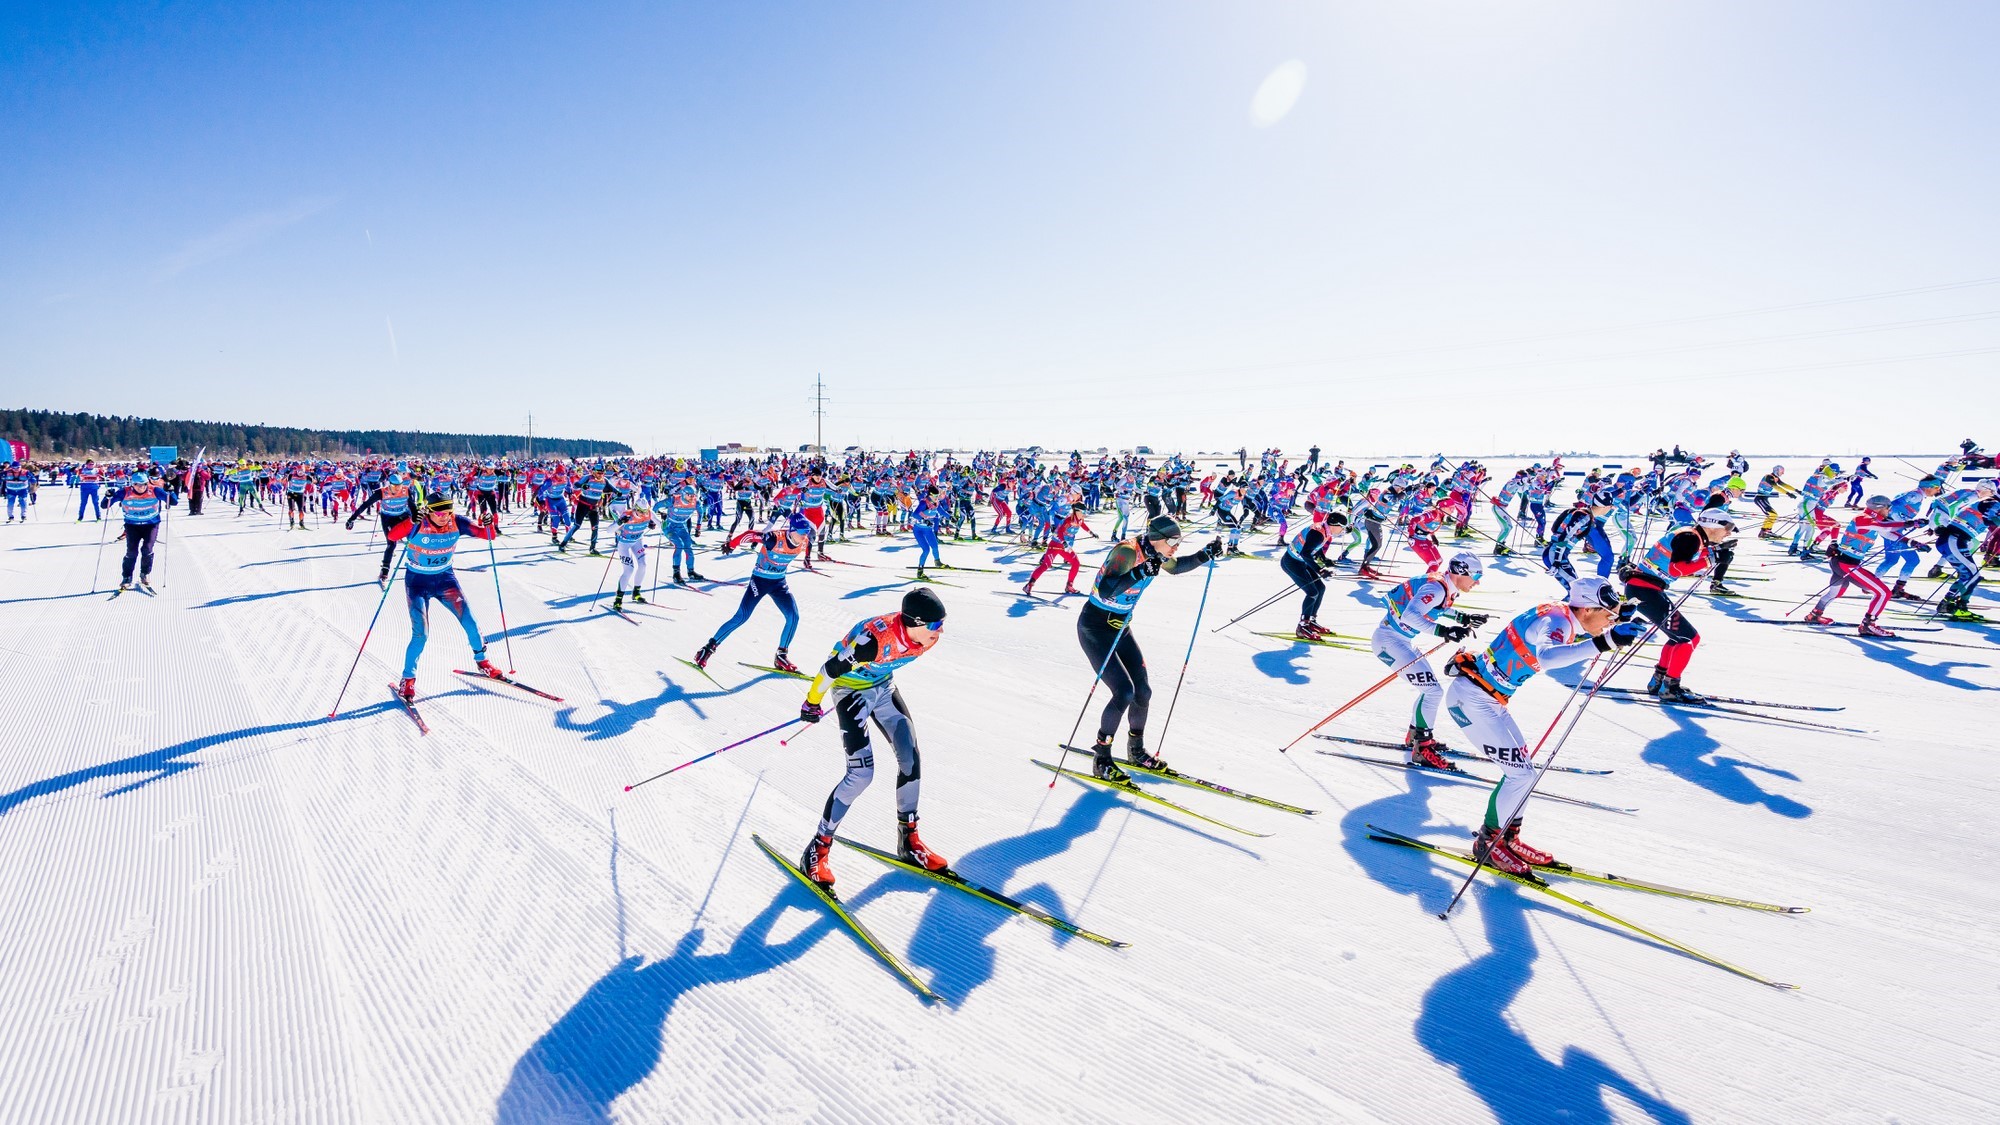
1446,551,1484,580
1696,508,1737,530
1566,576,1620,610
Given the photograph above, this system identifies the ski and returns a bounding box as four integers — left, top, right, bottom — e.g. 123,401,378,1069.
1030,759,1272,837
1364,824,1805,913
1740,620,1941,634
1312,749,1636,814
1312,733,1614,775
604,604,642,624
390,684,430,734
834,836,1130,948
750,834,941,1002
738,661,810,681
1058,746,1317,815
930,564,1000,573
671,581,715,596
902,573,964,588
817,556,874,568
453,668,565,702
992,590,1076,608
673,656,726,688
1250,630,1371,652
1365,826,1798,989
1578,683,1843,712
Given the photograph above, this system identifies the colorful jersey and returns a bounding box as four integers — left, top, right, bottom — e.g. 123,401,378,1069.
1382,575,1454,639
825,614,929,688
112,483,168,523
1636,526,1710,584
753,529,811,579
388,514,496,575
1471,602,1594,701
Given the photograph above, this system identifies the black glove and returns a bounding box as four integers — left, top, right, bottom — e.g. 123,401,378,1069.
799,700,824,724
1202,538,1224,561
1592,621,1645,652
1457,612,1490,630
1616,560,1637,583
1436,624,1471,642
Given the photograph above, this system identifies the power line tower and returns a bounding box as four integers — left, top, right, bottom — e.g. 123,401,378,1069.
810,374,828,453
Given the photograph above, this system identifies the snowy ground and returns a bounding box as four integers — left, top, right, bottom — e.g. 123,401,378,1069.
2,460,1996,1124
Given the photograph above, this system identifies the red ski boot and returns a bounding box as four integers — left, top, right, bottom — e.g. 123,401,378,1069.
396,677,417,702
771,648,801,675
1857,616,1897,638
1503,820,1558,867
1405,726,1460,772
476,659,505,679
897,816,951,873
1801,609,1833,626
799,833,836,888
1357,565,1386,580
1472,826,1534,877
694,640,719,670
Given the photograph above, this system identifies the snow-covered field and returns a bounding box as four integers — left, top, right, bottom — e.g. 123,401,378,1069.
2,462,1996,1124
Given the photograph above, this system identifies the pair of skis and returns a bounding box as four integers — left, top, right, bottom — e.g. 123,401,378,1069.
1035,746,1318,836
388,669,566,736
1577,683,1865,733
1367,825,1800,989
1312,743,1635,814
1250,630,1372,653
753,832,1127,1004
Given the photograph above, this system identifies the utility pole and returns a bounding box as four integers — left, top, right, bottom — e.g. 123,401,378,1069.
812,374,827,453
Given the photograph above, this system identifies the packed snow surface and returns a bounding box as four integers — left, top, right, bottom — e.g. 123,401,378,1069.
2,461,1995,1124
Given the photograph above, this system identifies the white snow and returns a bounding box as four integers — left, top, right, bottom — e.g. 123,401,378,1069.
1,463,1995,1124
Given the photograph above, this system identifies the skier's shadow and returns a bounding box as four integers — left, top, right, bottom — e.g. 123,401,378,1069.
891,788,1127,1006
1844,636,1998,691
194,580,376,608
555,670,759,737
1250,645,1311,685
841,581,913,600
0,708,391,816
1415,888,1692,1125
493,886,843,1124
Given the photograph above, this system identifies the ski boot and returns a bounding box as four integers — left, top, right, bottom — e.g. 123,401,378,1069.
1063,583,1080,595
1709,580,1737,596
1089,735,1129,784
631,589,646,605
555,541,569,554
771,648,801,675
1472,825,1534,877
1655,675,1706,704
1405,725,1460,772
1503,819,1559,867
396,677,416,702
1126,730,1166,771
611,590,624,611
694,640,719,669
1295,618,1322,641
476,658,504,679
896,815,951,873
1492,544,1511,558
137,578,154,593
1926,564,1945,580
1645,666,1670,696
1799,548,1821,563
1801,608,1832,625
1356,564,1386,580
1857,616,1896,638
1890,579,1918,601
345,516,357,530
799,833,836,888
378,567,390,586
1022,582,1036,597
588,549,604,558
1786,545,1800,557
672,569,688,587
687,568,706,582
816,551,832,562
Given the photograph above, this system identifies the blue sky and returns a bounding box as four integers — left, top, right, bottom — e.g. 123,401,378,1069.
3,1,1995,455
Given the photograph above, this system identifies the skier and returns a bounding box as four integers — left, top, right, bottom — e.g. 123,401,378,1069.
385,495,502,700
1930,480,1996,620
1023,507,1095,596
1371,551,1488,770
694,513,813,673
1281,511,1348,639
608,505,657,612
1441,576,1637,875
792,588,951,888
1803,496,1906,636
1074,515,1224,782
107,467,175,591
1620,507,1736,702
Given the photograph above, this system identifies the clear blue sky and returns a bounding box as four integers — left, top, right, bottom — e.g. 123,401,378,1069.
3,1,1995,455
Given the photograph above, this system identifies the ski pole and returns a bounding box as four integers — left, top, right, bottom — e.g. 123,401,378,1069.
328,542,410,718
1050,599,1143,784
1211,579,1299,633
624,719,804,791
484,526,515,673
1279,639,1451,752
591,548,615,608
1152,558,1216,760
89,508,112,593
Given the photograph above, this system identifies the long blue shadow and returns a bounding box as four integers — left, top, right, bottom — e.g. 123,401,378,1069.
1415,889,1692,1125
886,788,1126,1006
1843,635,1999,691
555,670,765,738
1251,644,1312,685
0,708,391,816
195,581,376,608
0,590,111,606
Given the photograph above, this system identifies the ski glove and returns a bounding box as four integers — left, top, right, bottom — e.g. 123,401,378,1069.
1436,624,1472,642
1593,621,1645,651
799,700,824,724
1456,612,1490,630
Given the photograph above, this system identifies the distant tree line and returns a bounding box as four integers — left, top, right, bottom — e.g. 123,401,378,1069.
0,408,631,459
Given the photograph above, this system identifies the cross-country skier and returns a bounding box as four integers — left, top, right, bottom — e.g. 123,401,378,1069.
1281,511,1348,639
1620,507,1736,702
694,513,813,673
385,495,501,700
792,588,951,888
608,505,657,612
1372,551,1488,770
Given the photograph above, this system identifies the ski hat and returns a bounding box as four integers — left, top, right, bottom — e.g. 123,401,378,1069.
424,494,455,514
1323,510,1350,526
1696,508,1737,532
1865,495,1891,509
1446,551,1484,580
1566,576,1620,611
788,513,814,535
1146,514,1182,541
899,587,947,629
